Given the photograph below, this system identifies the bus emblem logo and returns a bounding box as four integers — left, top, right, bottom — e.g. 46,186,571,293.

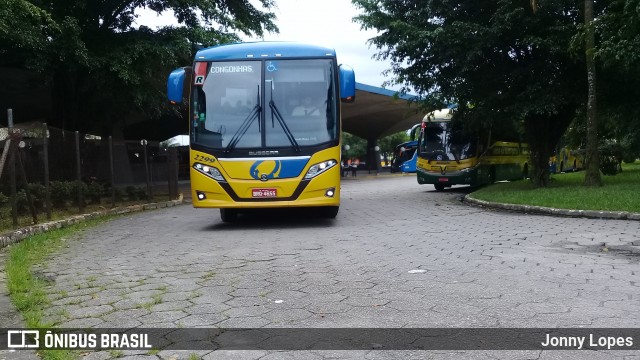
260,174,268,181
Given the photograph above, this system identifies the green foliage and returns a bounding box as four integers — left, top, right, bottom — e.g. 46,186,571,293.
27,183,47,212
1,0,278,135
378,131,410,154
50,181,73,208
125,186,147,201
353,0,584,187
113,187,124,202
599,143,623,175
86,182,105,204
14,190,28,215
341,132,367,159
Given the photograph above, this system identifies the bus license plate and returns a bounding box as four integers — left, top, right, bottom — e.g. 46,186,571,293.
252,188,277,198
438,178,448,182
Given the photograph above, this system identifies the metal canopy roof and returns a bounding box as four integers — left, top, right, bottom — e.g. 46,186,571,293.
341,83,424,141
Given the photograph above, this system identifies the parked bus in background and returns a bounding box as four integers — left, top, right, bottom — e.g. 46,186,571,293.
549,146,584,173
167,42,356,221
416,109,529,191
390,140,418,173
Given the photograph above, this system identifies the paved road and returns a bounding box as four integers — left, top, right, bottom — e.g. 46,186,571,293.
9,175,640,359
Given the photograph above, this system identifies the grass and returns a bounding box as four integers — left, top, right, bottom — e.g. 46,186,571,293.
471,161,640,212
5,218,108,360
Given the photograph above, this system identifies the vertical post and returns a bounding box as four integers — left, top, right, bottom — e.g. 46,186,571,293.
75,131,84,212
43,123,51,220
8,109,18,226
109,136,115,208
168,147,179,200
16,145,37,224
142,139,150,200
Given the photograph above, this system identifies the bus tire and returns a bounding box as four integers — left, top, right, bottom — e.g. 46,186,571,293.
560,161,564,173
319,206,339,219
522,164,529,180
489,167,496,184
220,208,238,223
434,184,445,191
573,160,577,172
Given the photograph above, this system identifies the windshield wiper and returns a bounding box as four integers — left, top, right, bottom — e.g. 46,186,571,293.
269,100,300,152
225,86,261,153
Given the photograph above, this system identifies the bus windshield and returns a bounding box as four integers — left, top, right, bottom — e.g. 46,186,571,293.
191,59,337,150
419,121,476,162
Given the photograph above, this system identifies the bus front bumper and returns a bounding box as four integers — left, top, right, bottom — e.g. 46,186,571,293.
416,167,478,186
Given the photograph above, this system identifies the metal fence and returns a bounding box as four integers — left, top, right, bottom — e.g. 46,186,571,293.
0,119,189,227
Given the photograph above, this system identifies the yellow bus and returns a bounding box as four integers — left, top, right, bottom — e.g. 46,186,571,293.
416,109,529,191
167,42,355,221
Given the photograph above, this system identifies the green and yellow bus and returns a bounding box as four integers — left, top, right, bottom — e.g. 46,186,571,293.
416,109,529,191
167,42,355,221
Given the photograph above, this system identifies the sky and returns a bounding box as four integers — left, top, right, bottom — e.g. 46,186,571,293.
135,0,398,90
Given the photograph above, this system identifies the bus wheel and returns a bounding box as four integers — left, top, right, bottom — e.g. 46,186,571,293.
220,208,238,223
434,184,445,191
573,160,577,171
319,206,339,219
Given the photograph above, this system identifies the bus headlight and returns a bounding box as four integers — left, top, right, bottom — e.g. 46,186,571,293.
304,159,337,179
194,163,225,182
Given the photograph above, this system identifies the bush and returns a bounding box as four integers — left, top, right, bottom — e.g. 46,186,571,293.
50,181,72,208
599,143,623,176
136,187,147,200
27,183,47,212
113,187,124,202
124,186,147,201
15,189,28,215
600,156,621,175
86,182,105,204
125,186,139,201
71,181,89,206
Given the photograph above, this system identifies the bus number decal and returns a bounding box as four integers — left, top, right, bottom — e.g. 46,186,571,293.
194,154,216,163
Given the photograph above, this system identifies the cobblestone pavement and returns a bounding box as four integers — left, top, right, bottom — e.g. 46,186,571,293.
8,175,640,359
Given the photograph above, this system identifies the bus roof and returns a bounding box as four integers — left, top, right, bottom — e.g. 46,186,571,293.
423,108,453,122
195,41,337,61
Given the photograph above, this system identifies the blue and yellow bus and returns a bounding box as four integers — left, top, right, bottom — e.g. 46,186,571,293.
549,146,584,173
416,109,529,191
167,42,355,221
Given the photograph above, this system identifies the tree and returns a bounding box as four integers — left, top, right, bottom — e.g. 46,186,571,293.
594,0,640,164
583,0,602,185
342,132,367,160
353,0,586,187
0,0,278,137
377,130,410,165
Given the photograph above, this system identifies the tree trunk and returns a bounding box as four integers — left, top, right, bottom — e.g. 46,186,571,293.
524,107,575,187
525,117,554,187
583,0,602,186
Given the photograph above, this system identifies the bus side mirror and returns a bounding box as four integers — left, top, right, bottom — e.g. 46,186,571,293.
167,68,187,104
339,64,355,103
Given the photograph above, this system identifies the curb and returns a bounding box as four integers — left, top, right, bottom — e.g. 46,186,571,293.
0,198,185,250
463,195,640,221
